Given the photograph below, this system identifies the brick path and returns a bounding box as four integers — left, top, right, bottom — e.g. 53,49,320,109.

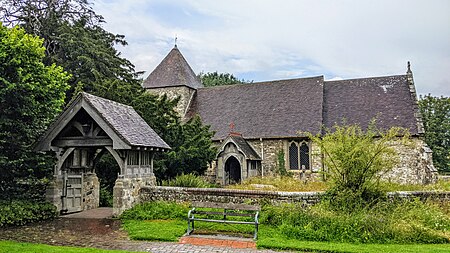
0,208,291,253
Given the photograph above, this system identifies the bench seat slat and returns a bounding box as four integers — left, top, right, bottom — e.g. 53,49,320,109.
191,201,260,211
191,218,257,225
193,211,254,217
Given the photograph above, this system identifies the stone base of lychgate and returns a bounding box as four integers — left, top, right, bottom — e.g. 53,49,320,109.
112,175,156,217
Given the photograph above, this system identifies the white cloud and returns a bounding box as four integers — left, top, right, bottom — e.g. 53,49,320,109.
93,0,450,96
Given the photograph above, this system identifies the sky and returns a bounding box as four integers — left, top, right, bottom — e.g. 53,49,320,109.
93,0,450,97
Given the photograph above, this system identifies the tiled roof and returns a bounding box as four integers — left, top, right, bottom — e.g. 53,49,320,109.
229,135,261,160
323,75,420,135
188,77,324,140
82,93,170,149
143,46,202,89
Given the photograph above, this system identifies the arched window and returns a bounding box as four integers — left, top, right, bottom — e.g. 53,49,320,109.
289,142,299,170
288,141,310,170
300,142,310,170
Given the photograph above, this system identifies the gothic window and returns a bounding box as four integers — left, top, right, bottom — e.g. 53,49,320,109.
288,141,310,170
289,142,299,170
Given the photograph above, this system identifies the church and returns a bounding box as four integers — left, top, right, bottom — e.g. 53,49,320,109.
143,46,437,185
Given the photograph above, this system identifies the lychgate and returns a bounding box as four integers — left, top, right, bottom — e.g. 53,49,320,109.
34,92,170,216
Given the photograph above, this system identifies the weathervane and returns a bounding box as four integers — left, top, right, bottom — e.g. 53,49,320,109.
174,35,178,47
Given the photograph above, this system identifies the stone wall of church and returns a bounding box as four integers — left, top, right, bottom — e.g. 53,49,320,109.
382,138,438,184
145,86,196,119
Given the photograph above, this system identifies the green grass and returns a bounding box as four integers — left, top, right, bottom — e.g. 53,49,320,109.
122,219,186,241
257,230,450,253
0,241,144,253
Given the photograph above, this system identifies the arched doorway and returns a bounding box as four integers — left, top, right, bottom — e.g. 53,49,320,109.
225,156,241,185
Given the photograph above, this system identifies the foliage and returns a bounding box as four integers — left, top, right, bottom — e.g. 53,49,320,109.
0,200,57,226
120,201,190,221
309,123,409,211
0,24,69,200
419,94,450,173
155,115,217,180
199,71,250,87
122,219,186,242
0,241,147,253
161,173,214,188
276,150,289,176
259,199,450,244
0,0,142,100
227,176,327,192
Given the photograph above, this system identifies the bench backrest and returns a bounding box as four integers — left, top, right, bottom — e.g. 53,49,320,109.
192,201,260,211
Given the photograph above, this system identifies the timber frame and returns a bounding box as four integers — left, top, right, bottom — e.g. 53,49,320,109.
35,92,170,215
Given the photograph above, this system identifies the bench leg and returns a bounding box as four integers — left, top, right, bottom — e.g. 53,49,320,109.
254,223,258,240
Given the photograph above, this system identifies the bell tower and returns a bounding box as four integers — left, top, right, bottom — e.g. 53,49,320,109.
143,46,202,119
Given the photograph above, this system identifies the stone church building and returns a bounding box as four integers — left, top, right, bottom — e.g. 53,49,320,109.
144,46,437,185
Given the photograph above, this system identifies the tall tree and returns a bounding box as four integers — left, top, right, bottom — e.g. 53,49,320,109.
419,95,450,173
0,0,142,101
199,71,250,87
0,24,70,200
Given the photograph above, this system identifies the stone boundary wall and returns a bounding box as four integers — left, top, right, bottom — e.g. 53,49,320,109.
139,186,450,207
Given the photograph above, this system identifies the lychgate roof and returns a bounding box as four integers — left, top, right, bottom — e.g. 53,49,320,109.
143,46,202,89
82,93,170,148
188,76,324,140
35,92,170,151
323,75,421,135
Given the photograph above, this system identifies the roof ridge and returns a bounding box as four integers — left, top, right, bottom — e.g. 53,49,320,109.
325,74,407,83
198,75,324,91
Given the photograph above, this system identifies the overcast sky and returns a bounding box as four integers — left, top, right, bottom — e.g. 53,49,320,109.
93,0,450,96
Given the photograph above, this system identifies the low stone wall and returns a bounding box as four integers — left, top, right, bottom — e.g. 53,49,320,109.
140,186,322,206
139,186,450,207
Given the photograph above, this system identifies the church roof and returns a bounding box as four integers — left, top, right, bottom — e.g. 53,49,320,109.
35,92,170,151
188,76,324,140
143,46,202,89
187,74,421,140
323,75,421,135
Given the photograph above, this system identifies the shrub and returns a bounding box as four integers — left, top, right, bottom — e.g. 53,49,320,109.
120,201,190,220
227,176,327,192
161,173,213,188
309,123,410,212
0,200,57,227
99,186,113,207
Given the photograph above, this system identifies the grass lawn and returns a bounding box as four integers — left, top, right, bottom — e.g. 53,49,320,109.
0,241,144,253
258,226,450,253
121,219,450,253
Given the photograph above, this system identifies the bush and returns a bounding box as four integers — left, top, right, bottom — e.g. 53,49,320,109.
161,173,214,188
309,123,409,212
0,200,57,227
259,199,450,244
99,186,113,207
120,201,190,220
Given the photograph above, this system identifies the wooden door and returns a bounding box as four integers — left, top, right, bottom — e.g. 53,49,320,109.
65,174,83,213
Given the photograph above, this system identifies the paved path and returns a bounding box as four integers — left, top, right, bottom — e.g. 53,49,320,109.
0,208,291,253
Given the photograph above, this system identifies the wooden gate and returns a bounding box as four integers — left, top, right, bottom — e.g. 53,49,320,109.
63,174,83,213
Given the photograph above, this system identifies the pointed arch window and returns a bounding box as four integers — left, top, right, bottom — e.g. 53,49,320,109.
288,141,310,170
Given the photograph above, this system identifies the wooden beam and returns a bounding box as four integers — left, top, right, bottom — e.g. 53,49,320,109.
53,138,112,147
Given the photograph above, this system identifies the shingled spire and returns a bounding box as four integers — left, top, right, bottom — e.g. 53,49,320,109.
143,46,202,89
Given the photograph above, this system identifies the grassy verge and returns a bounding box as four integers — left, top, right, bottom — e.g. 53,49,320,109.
122,219,186,241
0,241,144,253
257,230,450,253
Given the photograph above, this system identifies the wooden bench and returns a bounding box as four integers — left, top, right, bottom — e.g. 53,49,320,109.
186,201,260,240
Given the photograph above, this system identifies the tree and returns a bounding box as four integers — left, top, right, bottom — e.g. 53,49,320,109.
0,24,70,200
199,71,250,87
419,95,450,173
0,0,142,101
154,115,217,180
309,123,409,211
